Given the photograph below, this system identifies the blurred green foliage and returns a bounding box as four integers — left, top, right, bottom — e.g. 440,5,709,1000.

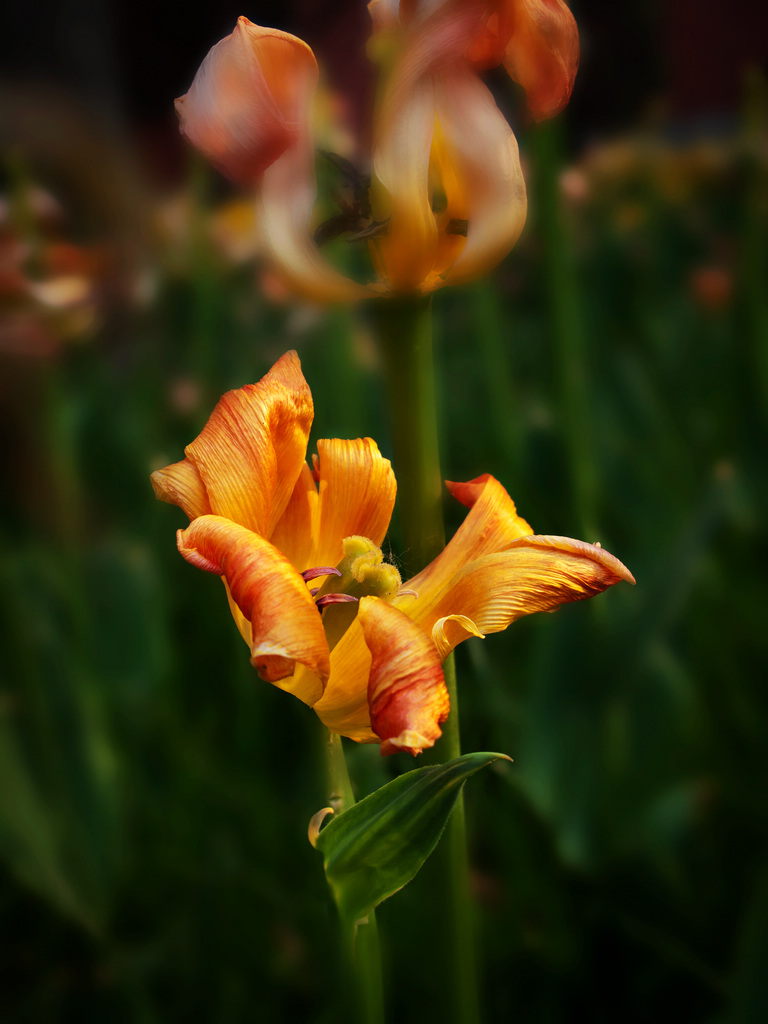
1,86,767,1023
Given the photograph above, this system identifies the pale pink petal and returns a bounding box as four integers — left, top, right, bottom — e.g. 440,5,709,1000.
176,17,318,186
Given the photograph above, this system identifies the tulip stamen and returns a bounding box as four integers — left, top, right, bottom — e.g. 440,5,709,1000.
316,593,359,610
302,566,342,582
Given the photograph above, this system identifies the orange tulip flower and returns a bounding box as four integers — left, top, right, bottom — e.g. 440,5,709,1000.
175,1,579,300
152,352,633,756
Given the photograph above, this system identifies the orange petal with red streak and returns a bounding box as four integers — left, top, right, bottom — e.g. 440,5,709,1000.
502,0,579,121
358,596,449,757
180,351,313,537
177,515,329,701
424,534,635,655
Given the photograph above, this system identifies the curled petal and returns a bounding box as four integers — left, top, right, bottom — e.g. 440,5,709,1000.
358,596,450,757
181,351,313,537
503,0,579,121
312,438,397,570
432,613,484,661
176,17,318,186
430,69,526,289
177,515,330,700
424,534,635,654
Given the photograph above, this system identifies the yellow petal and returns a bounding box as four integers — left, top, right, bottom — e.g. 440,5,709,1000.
424,534,635,654
177,515,330,701
395,474,533,624
359,596,450,756
175,17,318,186
312,438,397,569
432,613,484,661
502,0,579,121
180,351,313,536
430,69,526,289
311,618,375,741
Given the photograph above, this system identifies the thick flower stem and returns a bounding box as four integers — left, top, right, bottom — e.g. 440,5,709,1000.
370,296,445,576
370,296,480,1024
327,732,385,1024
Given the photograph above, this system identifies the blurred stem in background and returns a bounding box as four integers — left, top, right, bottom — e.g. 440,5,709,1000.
531,120,598,541
370,297,479,1024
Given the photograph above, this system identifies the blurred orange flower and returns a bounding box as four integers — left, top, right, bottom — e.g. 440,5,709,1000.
175,2,579,300
152,351,633,756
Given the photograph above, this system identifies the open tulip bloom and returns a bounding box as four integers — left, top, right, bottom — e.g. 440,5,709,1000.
174,0,580,300
152,352,634,756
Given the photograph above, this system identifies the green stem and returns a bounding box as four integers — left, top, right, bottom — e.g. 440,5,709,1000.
326,732,385,1024
370,296,480,1024
371,296,444,575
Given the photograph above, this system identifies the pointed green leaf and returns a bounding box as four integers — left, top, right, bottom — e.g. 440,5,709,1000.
314,752,510,924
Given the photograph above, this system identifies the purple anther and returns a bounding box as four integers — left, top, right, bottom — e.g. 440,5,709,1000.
315,593,359,610
302,566,342,582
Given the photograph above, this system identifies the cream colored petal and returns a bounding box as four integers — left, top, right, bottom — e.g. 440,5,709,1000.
430,69,526,290
177,515,329,701
312,438,397,570
503,0,579,121
182,351,313,537
150,458,211,521
394,474,533,625
359,596,449,756
175,17,318,186
372,78,437,292
423,534,635,654
259,141,368,303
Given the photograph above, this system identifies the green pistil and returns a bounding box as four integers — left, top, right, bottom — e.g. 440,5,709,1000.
315,536,401,650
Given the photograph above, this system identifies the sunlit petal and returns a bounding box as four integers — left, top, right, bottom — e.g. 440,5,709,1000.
312,438,397,569
177,515,330,700
181,351,313,536
424,534,635,654
151,457,211,521
175,17,319,186
395,474,533,623
359,596,450,756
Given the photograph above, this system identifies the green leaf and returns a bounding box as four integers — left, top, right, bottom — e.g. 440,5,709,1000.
314,751,510,925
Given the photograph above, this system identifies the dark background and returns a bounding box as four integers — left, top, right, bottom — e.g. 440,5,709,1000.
1,2,767,1022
